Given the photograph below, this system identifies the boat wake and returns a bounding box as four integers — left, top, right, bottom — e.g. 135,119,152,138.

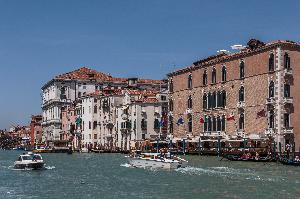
120,163,134,168
175,166,285,182
8,165,55,171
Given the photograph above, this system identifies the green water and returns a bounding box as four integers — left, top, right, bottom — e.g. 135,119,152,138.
0,150,299,199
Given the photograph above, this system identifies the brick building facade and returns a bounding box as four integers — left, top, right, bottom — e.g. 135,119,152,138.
168,39,300,152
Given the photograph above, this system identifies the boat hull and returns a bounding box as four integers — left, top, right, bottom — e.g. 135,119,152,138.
14,162,44,170
128,158,186,169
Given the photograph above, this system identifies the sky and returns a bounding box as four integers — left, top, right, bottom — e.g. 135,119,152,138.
0,0,299,129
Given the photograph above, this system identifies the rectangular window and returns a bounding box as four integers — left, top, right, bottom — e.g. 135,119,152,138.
284,113,290,128
284,84,290,98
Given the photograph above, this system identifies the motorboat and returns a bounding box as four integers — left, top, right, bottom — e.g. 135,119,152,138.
14,152,45,170
127,152,188,169
32,146,52,153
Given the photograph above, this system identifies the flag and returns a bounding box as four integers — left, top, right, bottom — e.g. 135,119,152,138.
159,120,165,127
200,117,204,124
257,109,266,118
227,114,235,121
176,118,184,126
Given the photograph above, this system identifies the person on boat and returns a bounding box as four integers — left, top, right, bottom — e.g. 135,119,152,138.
295,156,300,162
255,152,260,161
286,143,291,159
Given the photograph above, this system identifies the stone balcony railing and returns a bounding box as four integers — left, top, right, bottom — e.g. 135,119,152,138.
237,101,245,109
236,130,245,137
283,127,293,134
266,97,276,105
283,68,292,76
41,119,62,126
282,97,293,105
42,98,72,107
202,131,226,137
265,128,275,136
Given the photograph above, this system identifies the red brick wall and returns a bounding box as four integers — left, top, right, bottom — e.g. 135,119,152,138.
170,49,275,139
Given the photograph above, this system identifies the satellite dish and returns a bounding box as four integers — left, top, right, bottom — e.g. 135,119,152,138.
231,45,246,50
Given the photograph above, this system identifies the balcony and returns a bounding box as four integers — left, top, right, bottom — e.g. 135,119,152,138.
283,127,293,135
283,97,293,105
266,97,276,105
236,130,245,138
202,131,225,137
237,101,245,109
185,108,192,114
265,128,275,136
283,68,292,76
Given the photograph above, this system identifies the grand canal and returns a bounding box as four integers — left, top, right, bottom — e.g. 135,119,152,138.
0,150,299,199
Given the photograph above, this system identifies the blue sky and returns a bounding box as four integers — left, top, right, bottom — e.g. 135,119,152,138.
0,0,299,129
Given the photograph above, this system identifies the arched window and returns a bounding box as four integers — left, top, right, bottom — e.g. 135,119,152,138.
204,115,207,132
222,91,227,107
284,53,290,69
217,91,222,107
187,96,192,109
212,91,216,108
269,81,274,98
188,74,192,89
169,79,173,93
212,116,216,131
239,112,245,130
169,115,173,134
94,105,98,114
208,116,212,132
240,60,245,79
217,116,221,131
222,65,227,82
93,121,97,130
203,93,207,110
221,115,226,131
169,99,174,111
212,67,216,84
188,114,192,132
208,92,212,109
269,53,274,72
239,86,245,102
203,70,208,86
269,110,275,129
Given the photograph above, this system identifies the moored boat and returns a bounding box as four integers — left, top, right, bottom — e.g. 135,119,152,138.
224,154,272,162
14,152,45,170
279,157,300,166
127,152,188,169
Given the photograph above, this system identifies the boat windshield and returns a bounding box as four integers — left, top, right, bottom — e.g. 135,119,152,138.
21,156,32,161
33,155,42,160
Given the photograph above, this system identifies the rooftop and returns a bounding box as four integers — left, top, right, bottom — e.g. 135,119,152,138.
168,39,300,77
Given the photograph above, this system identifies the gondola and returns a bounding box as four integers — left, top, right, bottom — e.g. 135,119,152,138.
279,158,300,166
224,154,272,162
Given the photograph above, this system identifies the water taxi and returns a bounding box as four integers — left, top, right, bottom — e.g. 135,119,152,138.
14,152,45,170
127,152,188,169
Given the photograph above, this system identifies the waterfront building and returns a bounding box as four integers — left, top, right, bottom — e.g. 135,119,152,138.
168,39,300,152
75,88,168,152
116,89,168,151
30,115,43,146
41,67,165,147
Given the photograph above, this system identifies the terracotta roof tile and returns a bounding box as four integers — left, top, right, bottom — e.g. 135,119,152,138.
55,67,113,81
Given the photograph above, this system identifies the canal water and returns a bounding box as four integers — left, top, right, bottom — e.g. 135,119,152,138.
0,150,299,199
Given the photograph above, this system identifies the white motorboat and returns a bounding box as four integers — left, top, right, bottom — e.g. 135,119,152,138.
127,152,188,169
14,152,45,170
